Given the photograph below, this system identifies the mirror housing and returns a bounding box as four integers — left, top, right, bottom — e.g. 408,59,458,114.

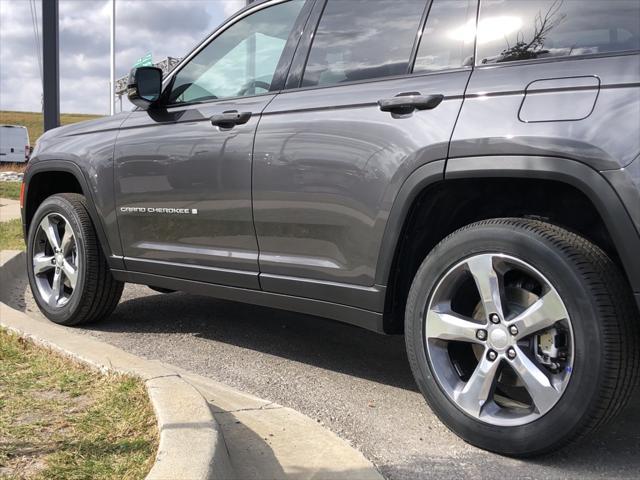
127,67,163,109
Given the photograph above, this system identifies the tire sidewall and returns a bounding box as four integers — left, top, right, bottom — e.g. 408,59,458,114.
406,222,604,455
26,195,88,324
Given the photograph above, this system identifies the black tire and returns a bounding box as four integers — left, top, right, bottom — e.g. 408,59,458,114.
405,218,639,456
26,193,124,326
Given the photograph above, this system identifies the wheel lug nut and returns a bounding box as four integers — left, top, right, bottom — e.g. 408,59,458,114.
487,349,498,361
489,313,500,324
507,348,517,359
509,325,518,336
476,329,487,341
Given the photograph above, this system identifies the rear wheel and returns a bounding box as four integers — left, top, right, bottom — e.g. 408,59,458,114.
27,193,124,326
405,218,639,456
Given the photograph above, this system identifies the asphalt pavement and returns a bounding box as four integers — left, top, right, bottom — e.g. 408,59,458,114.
8,279,640,480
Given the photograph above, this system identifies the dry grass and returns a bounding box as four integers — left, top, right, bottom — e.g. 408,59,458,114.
0,182,21,200
0,219,24,250
0,165,27,174
0,328,158,479
0,111,102,144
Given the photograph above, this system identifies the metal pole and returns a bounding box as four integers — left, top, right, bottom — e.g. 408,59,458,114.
42,0,60,131
110,0,116,115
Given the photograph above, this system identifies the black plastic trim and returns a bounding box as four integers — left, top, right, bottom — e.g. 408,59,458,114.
444,155,640,299
269,0,317,92
260,273,386,311
123,257,260,290
111,269,384,333
22,160,124,270
284,0,326,90
375,160,446,286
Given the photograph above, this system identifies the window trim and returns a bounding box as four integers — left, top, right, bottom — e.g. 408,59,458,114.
475,48,640,69
158,0,314,109
284,0,327,90
407,0,434,74
278,66,473,97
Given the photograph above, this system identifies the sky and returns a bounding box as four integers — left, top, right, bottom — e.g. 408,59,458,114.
0,0,246,114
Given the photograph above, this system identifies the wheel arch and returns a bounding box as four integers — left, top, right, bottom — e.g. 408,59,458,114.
23,161,121,269
377,156,640,333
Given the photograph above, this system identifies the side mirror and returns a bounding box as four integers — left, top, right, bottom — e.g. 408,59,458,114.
127,66,163,109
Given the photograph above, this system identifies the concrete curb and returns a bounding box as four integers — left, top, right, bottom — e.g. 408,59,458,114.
0,251,235,480
2,250,385,480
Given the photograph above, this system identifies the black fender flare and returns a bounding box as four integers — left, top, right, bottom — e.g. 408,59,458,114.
23,160,124,270
375,155,640,302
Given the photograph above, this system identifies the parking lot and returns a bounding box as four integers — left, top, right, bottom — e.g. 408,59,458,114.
8,279,640,480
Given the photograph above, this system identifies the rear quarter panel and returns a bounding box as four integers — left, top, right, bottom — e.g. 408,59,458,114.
449,53,640,171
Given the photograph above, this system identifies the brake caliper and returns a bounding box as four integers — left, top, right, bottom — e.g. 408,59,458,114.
534,327,569,373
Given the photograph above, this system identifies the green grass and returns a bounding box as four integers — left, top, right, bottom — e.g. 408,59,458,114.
0,219,24,251
0,182,21,200
0,329,158,479
1,111,102,144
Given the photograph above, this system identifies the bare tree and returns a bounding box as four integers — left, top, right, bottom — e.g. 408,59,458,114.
494,0,567,63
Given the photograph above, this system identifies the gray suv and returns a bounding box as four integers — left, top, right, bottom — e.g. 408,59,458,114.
22,0,640,456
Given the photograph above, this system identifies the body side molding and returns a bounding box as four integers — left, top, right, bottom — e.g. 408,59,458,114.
111,269,384,333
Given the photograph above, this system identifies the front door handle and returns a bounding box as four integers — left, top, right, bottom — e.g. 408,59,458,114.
378,92,444,114
210,110,252,128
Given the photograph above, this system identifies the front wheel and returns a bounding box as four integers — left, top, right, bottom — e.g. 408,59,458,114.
405,218,639,456
26,193,124,326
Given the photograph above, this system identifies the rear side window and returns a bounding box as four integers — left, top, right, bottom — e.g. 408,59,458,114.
477,0,640,65
413,0,478,73
301,0,426,87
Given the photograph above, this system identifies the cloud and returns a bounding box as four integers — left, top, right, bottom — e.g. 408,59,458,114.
223,0,246,16
0,0,240,114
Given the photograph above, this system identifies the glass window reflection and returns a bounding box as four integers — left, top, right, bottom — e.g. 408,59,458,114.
477,0,640,65
413,0,477,73
302,0,426,87
169,0,304,104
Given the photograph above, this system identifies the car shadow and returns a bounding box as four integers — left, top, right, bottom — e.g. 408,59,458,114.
92,291,640,473
92,291,420,393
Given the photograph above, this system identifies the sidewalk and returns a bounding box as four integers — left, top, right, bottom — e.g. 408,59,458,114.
0,198,20,222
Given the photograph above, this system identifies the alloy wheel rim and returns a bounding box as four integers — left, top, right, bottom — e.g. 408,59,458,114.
32,213,79,308
425,253,574,426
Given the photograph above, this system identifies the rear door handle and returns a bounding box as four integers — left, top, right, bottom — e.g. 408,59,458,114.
210,110,252,128
378,93,444,114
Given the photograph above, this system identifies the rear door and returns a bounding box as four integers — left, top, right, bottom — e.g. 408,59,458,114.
252,0,478,309
113,0,309,288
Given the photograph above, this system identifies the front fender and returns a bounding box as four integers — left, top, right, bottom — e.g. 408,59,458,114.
23,160,124,270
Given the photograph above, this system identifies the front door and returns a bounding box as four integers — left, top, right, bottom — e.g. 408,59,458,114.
252,0,478,307
114,0,308,288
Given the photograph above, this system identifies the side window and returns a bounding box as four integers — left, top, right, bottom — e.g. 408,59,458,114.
301,0,426,88
413,0,477,73
168,0,305,104
477,0,640,65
